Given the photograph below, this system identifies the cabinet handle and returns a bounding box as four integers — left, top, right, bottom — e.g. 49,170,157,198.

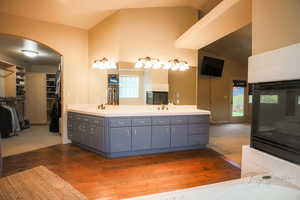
134,130,137,135
127,130,130,136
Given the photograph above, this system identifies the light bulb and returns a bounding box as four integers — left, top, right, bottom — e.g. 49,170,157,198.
171,63,179,71
153,60,161,69
22,50,38,58
144,61,152,69
110,62,117,69
163,62,171,70
135,61,143,68
99,62,106,69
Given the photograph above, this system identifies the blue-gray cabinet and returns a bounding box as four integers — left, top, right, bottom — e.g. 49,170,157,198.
132,126,151,151
67,112,210,158
110,127,131,152
171,125,188,147
152,126,171,149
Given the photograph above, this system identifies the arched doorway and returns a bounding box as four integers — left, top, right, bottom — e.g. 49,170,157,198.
0,33,64,157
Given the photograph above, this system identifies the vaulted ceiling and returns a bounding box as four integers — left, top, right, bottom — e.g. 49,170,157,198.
0,0,222,29
202,24,252,65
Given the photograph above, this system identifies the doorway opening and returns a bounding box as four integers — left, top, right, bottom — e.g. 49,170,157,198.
232,87,245,117
0,34,63,157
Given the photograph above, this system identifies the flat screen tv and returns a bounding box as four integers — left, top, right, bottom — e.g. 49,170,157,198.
201,56,224,77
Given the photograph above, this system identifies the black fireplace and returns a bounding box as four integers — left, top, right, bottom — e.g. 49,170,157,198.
251,80,300,164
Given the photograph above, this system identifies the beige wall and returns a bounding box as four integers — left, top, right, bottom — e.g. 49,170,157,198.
0,13,89,143
197,51,248,123
169,67,197,105
0,70,5,96
252,0,300,54
88,7,198,104
118,7,198,65
88,12,121,104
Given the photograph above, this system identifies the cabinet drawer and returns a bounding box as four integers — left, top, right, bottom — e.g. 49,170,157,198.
188,115,209,124
152,116,170,125
132,117,151,126
171,116,188,125
188,135,209,146
109,118,131,127
189,124,209,135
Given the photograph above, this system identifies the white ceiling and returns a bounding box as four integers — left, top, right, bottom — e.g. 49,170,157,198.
0,34,61,65
0,0,222,29
202,24,252,64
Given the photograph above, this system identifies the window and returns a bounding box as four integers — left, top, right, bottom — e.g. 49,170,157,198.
298,96,300,105
232,87,245,117
249,95,253,104
119,76,139,98
260,95,279,104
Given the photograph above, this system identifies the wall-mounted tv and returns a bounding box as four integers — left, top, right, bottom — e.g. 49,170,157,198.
201,56,224,77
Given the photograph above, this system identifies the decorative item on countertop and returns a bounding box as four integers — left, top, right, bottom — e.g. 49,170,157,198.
92,57,117,70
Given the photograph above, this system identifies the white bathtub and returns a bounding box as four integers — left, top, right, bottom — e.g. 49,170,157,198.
214,184,300,200
124,176,300,200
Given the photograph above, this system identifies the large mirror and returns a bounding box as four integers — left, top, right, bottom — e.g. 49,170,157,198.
106,62,197,106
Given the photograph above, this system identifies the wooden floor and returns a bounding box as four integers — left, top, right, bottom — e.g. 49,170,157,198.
2,145,241,200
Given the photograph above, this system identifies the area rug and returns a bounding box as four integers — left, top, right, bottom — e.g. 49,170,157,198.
0,166,87,200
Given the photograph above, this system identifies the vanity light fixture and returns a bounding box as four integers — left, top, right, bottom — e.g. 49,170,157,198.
167,59,189,71
135,57,162,69
21,50,39,58
135,57,189,71
92,57,117,70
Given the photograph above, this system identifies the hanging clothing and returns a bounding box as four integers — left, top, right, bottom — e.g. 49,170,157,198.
55,71,61,100
49,101,60,133
2,105,20,135
0,106,13,138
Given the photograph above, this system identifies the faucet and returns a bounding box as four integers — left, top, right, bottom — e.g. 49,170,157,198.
157,104,168,110
98,104,106,110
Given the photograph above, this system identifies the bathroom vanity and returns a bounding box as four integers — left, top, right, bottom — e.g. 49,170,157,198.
67,105,210,158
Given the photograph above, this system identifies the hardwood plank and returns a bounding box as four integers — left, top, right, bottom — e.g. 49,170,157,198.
2,144,241,200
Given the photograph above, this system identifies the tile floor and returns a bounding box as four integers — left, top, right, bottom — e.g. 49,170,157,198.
209,123,251,165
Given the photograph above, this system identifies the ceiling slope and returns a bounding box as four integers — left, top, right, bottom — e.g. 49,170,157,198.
175,0,251,50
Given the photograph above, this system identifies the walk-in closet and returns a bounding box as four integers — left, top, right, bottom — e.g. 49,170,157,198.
0,34,62,157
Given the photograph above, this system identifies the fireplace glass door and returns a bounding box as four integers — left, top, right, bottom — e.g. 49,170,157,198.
251,80,300,164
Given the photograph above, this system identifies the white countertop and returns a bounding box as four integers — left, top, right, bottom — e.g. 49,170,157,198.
67,104,211,117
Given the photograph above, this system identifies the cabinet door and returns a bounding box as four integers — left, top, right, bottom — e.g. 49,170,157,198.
87,125,103,150
72,115,82,143
67,113,74,140
132,127,151,151
110,127,131,153
152,126,170,149
171,125,188,147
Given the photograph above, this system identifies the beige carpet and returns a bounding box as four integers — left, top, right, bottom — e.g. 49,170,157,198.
209,123,251,165
2,126,61,157
0,166,87,200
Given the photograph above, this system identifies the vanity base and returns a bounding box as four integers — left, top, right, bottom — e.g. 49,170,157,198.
72,141,206,158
